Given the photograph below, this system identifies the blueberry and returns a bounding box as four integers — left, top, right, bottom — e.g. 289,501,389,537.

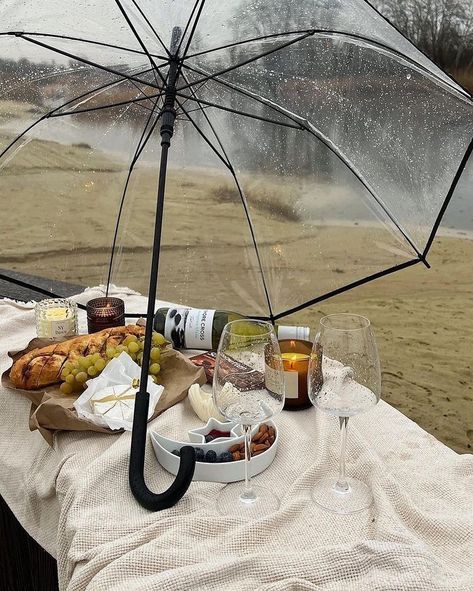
171,449,180,457
219,451,233,463
194,447,204,462
205,450,217,463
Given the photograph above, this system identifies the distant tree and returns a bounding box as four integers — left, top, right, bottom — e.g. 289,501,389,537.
372,0,473,71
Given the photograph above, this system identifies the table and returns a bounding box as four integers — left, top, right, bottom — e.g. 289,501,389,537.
1,288,472,591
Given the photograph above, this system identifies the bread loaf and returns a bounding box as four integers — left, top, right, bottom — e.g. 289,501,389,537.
10,325,145,390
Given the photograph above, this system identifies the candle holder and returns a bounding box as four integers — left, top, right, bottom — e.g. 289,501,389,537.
280,339,321,410
86,297,125,333
35,298,78,340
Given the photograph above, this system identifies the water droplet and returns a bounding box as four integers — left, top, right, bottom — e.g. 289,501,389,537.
406,73,411,80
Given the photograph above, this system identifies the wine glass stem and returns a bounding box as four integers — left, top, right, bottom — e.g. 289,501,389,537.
335,417,349,493
241,424,256,503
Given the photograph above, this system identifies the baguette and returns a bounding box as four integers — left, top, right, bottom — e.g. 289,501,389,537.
10,325,145,390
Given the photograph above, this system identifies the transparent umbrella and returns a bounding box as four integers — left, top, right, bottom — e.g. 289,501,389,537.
0,0,471,510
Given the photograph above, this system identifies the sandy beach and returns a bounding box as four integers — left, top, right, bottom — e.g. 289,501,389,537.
1,109,472,455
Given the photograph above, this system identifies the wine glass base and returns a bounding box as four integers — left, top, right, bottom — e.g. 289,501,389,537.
312,476,373,514
217,484,280,519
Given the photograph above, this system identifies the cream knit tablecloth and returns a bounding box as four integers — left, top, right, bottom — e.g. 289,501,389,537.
1,289,472,591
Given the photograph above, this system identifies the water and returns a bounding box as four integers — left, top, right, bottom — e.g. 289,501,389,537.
218,385,282,424
314,385,378,417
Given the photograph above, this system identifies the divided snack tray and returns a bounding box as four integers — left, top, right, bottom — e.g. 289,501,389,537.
150,418,278,483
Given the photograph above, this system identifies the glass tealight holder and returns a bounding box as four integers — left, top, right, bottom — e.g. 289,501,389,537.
86,297,125,333
35,298,78,340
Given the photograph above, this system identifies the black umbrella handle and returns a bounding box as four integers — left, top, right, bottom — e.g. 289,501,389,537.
129,387,196,511
128,26,195,511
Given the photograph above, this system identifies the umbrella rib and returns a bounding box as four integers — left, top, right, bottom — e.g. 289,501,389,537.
181,29,471,102
0,65,156,161
179,30,314,92
129,0,171,58
106,95,164,293
179,0,207,63
113,0,165,88
49,91,164,118
422,136,473,261
0,31,168,61
272,258,422,320
16,34,161,89
175,90,301,129
180,64,424,258
176,104,231,169
175,0,201,57
177,75,275,319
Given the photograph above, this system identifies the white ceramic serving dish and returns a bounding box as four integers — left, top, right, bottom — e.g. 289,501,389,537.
150,419,278,483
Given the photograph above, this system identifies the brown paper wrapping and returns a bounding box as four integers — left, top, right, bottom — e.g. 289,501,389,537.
2,338,206,445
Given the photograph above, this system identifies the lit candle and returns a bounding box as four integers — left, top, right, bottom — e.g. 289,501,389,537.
279,339,313,410
86,297,125,333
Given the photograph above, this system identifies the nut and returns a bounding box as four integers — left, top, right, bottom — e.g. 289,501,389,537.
229,444,241,453
253,443,268,452
260,424,269,434
232,451,241,461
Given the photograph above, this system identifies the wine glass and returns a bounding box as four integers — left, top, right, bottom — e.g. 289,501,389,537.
213,319,285,518
308,314,381,514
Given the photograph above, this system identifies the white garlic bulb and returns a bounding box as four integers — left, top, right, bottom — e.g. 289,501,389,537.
187,384,225,422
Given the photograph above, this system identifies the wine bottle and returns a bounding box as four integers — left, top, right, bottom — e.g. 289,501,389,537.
153,307,310,350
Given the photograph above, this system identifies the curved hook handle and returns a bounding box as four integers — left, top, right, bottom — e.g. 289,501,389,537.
129,387,196,511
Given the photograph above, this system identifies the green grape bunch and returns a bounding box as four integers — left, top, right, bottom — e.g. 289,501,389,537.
59,331,168,395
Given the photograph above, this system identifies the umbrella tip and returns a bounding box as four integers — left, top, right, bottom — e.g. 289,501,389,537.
170,27,183,56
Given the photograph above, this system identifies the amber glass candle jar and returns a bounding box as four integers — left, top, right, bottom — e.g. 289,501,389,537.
86,297,125,333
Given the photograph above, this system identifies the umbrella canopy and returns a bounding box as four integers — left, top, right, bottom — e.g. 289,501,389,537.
1,1,472,509
1,0,472,319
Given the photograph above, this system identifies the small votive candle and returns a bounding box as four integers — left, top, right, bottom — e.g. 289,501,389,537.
280,339,312,410
86,297,125,334
35,298,78,340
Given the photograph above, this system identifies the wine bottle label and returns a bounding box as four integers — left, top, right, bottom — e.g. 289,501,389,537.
283,371,298,399
184,309,216,349
163,308,215,349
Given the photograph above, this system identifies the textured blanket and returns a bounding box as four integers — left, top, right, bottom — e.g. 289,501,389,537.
1,289,472,590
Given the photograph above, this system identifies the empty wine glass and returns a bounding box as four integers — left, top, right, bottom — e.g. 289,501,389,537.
213,320,285,518
308,314,381,514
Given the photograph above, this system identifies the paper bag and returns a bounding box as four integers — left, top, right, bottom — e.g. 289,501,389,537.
2,338,206,445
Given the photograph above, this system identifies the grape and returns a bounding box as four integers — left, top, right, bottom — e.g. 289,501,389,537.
65,374,75,385
123,334,138,345
128,352,137,361
79,356,92,369
76,371,88,384
71,368,79,376
136,352,143,365
149,363,160,375
60,382,73,395
87,366,98,377
106,347,115,359
91,352,101,363
138,340,144,350
94,358,106,371
116,344,127,353
150,347,161,361
127,341,140,354
60,369,70,381
152,332,166,346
